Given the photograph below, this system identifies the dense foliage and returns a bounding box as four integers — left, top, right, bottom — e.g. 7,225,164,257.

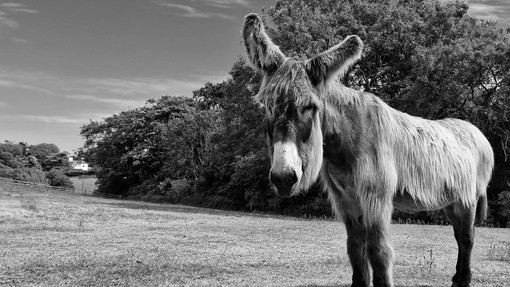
0,141,74,188
81,0,510,226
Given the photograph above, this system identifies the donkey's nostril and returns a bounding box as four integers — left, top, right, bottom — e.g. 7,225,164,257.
270,172,282,186
290,170,297,184
270,170,298,190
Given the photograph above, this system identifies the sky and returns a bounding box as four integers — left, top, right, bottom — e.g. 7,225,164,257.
0,0,509,153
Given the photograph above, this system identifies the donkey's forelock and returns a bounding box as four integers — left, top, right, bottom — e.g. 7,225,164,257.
255,59,320,108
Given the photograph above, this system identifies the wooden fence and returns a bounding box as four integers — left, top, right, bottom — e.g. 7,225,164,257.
0,177,75,193
0,177,124,199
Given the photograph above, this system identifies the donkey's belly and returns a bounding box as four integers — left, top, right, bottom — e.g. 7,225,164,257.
393,190,451,213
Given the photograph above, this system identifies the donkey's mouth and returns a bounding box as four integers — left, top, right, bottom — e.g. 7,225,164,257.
276,187,293,198
273,182,298,198
270,171,298,198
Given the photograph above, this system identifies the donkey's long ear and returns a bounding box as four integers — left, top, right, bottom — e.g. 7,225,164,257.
242,13,285,74
306,35,363,86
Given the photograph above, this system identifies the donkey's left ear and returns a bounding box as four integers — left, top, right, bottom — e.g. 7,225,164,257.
242,13,285,74
306,35,363,86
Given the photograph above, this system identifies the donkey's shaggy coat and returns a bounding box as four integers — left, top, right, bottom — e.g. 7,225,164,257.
242,14,493,287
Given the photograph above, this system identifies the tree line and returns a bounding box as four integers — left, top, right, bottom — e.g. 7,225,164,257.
80,0,510,226
0,141,74,188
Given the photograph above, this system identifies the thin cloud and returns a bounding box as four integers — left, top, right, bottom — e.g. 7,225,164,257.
83,77,205,97
0,3,25,8
17,115,91,125
203,0,251,8
467,0,510,27
0,70,210,100
0,3,38,13
0,75,58,95
157,1,235,19
159,3,197,14
0,2,38,34
0,112,114,126
8,8,38,13
0,101,7,107
65,94,146,109
0,16,18,29
190,71,229,84
11,37,28,43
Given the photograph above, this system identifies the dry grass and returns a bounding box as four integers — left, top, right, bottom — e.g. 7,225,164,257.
0,187,509,287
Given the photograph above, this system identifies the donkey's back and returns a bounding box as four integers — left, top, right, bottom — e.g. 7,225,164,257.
380,98,494,216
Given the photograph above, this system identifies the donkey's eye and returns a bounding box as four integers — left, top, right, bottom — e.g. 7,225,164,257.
300,104,316,115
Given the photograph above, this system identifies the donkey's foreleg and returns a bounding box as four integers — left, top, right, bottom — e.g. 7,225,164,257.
344,214,370,287
366,215,394,287
444,204,476,287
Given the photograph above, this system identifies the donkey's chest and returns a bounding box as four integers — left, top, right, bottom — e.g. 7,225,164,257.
322,161,357,201
322,137,358,173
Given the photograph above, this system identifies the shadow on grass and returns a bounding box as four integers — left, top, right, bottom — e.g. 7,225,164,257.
100,200,291,219
300,284,433,287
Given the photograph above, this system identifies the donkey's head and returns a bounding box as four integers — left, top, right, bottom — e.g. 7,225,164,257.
242,14,363,197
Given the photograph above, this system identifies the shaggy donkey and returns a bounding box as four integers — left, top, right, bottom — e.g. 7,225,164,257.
242,14,494,287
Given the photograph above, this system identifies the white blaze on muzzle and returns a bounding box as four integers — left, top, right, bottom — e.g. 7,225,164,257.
271,141,303,195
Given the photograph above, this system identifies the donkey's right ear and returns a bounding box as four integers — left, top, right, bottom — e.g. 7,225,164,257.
242,13,285,74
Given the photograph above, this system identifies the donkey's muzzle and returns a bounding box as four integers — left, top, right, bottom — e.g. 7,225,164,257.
270,170,298,198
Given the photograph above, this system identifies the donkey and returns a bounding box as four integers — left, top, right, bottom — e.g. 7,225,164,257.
242,14,494,287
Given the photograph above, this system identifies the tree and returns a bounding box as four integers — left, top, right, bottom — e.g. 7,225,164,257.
0,141,24,157
189,58,268,208
29,143,60,160
46,169,74,188
0,140,75,185
228,149,274,211
0,151,22,169
40,153,71,171
81,96,197,196
164,109,223,181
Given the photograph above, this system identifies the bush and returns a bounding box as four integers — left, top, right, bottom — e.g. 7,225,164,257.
0,167,14,178
0,152,23,168
11,168,47,184
46,169,74,188
168,179,193,199
127,179,158,200
498,190,510,226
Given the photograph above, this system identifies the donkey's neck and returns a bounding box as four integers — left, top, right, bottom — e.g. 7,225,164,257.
320,82,381,170
321,83,373,135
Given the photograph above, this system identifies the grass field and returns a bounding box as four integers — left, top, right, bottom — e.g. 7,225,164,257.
0,186,509,287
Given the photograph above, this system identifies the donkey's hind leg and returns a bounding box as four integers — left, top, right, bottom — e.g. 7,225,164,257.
344,213,370,287
444,203,477,287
